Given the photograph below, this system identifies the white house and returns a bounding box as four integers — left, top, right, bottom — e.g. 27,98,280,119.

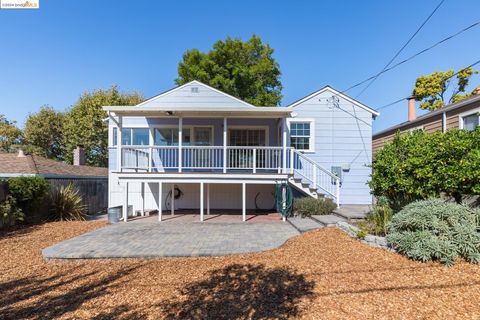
105,80,379,222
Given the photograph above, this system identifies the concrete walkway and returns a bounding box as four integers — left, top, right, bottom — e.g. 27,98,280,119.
42,221,300,259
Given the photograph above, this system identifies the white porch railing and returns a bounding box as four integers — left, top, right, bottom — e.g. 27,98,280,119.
120,146,291,173
291,150,340,203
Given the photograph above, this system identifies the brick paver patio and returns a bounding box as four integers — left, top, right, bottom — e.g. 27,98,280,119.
42,216,301,259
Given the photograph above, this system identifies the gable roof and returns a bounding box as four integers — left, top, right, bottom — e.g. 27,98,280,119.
137,80,259,109
0,152,107,178
287,85,380,117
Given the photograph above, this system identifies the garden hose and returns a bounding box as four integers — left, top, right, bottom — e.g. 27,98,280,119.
275,182,293,218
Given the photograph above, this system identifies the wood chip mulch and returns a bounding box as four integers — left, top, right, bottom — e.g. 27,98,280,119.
1,221,479,319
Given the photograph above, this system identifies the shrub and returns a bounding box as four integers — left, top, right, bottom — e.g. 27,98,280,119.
0,196,23,228
293,197,336,217
387,199,480,266
357,197,393,237
7,176,49,222
48,184,87,221
370,129,480,211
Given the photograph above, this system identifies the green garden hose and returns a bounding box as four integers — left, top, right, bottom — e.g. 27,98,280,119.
275,182,293,218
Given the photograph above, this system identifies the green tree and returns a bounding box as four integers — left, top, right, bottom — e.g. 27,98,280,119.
23,106,64,159
176,35,282,106
0,115,22,152
62,86,144,167
413,67,478,111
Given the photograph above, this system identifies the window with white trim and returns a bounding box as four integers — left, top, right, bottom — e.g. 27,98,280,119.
290,121,313,151
229,129,266,146
462,113,479,131
112,128,149,146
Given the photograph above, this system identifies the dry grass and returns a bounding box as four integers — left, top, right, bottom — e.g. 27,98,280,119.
1,221,480,319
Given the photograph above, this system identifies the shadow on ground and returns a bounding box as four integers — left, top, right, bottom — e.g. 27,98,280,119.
159,263,315,320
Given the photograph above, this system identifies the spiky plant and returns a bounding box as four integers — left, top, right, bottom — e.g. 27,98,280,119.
48,184,87,221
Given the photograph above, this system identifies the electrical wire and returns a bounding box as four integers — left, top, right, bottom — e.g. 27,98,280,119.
354,0,446,98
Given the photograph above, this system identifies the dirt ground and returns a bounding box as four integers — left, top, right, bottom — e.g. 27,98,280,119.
1,221,479,320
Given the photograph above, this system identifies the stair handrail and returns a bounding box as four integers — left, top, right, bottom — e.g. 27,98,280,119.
292,150,341,205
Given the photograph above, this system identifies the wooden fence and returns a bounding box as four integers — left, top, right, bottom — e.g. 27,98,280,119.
48,178,108,214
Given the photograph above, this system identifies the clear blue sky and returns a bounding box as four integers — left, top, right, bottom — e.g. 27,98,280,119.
1,0,479,132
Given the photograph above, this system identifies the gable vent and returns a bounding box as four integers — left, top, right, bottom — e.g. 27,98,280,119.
191,87,199,93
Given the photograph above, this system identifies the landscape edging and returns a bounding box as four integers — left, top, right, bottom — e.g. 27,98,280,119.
335,221,393,251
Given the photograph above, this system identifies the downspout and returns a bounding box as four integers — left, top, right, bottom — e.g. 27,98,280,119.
442,111,447,132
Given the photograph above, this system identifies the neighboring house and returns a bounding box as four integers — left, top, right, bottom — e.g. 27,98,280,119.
105,80,378,221
373,90,480,152
0,147,108,213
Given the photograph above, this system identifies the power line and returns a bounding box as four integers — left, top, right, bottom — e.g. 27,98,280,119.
342,20,480,93
354,0,446,99
375,58,480,111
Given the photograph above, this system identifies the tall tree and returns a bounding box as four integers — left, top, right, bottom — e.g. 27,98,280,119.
0,115,22,152
62,86,144,167
23,106,64,159
176,35,282,106
413,67,478,111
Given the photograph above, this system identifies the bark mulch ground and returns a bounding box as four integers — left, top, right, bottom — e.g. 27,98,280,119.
1,221,479,319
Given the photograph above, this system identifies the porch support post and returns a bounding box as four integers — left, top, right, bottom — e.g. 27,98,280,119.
141,182,145,216
242,183,246,222
282,117,287,173
206,183,210,215
171,184,175,216
178,117,183,172
117,115,123,172
158,182,163,222
123,182,128,222
200,182,204,222
223,117,227,173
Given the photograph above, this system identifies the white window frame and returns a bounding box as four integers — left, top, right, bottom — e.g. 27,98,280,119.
111,125,150,146
287,118,315,153
151,125,214,146
227,125,270,146
458,107,480,131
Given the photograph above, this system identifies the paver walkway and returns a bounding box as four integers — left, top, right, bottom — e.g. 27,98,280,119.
42,221,300,259
287,216,324,233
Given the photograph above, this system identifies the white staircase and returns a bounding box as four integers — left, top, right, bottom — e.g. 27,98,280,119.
288,150,340,205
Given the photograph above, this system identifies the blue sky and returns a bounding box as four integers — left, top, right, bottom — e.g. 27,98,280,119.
1,0,479,132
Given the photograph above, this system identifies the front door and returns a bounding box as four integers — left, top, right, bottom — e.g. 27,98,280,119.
193,127,213,168
228,128,267,169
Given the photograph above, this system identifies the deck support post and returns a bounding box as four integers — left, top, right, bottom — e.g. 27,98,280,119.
123,182,128,222
158,182,163,222
200,182,204,222
141,182,145,216
206,183,210,215
242,182,246,222
282,117,287,174
117,115,123,172
223,117,227,173
171,184,175,216
178,117,183,172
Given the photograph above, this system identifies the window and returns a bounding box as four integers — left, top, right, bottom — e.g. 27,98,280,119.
154,128,179,146
462,113,479,131
290,121,313,151
115,128,149,146
154,127,211,146
229,129,266,146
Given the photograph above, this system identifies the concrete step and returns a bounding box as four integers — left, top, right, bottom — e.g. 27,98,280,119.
287,217,324,233
334,205,370,220
311,214,346,226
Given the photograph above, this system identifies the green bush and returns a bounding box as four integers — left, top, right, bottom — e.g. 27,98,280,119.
357,197,393,237
7,176,49,221
0,196,24,228
293,197,336,217
387,199,480,266
48,184,87,221
370,129,480,211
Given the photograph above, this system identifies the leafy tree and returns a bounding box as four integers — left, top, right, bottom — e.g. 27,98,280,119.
176,35,282,106
369,129,480,211
23,106,64,159
413,67,478,111
0,115,22,152
62,86,144,167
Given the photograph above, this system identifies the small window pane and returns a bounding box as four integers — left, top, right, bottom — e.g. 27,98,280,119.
463,114,479,131
132,128,149,145
113,127,117,146
122,128,132,145
155,128,178,146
